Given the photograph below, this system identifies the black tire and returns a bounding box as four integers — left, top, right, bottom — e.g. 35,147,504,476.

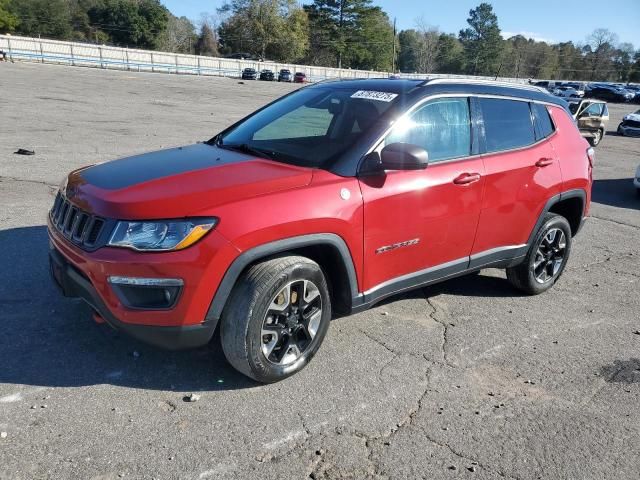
220,255,331,383
506,213,572,295
588,129,603,146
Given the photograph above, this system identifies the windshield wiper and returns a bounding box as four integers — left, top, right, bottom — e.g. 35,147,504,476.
217,142,277,161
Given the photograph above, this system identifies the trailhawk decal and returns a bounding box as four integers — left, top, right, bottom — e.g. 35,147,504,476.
350,90,398,102
375,238,420,254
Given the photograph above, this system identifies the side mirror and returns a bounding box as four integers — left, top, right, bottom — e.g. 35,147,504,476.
380,143,429,170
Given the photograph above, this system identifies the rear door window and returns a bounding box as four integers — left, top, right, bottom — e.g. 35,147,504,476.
479,98,536,153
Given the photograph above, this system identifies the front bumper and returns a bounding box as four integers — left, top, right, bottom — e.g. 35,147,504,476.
618,125,640,137
47,216,241,349
49,246,216,349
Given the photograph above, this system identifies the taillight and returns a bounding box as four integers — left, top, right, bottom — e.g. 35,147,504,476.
586,147,595,167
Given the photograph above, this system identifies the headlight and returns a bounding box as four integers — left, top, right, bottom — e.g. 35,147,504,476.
108,218,217,251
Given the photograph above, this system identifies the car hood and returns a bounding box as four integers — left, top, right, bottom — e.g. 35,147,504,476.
64,143,313,219
623,113,640,122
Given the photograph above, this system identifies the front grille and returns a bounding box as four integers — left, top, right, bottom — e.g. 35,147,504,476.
622,119,640,129
50,192,106,249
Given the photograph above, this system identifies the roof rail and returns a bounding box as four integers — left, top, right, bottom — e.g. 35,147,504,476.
420,77,547,93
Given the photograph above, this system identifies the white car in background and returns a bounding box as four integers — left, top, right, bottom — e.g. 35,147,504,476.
553,86,584,98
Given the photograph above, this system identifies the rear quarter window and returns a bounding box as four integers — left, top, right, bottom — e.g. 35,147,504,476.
531,103,555,140
479,98,536,153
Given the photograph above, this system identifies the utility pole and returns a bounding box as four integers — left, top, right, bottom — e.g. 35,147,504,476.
392,17,397,73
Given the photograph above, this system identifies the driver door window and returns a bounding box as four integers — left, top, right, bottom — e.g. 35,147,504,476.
583,103,603,117
385,97,471,162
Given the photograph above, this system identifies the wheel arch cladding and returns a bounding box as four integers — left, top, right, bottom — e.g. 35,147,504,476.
206,234,359,321
528,189,586,246
548,195,584,236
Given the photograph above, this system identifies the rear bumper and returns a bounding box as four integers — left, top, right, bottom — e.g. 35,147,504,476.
49,246,216,349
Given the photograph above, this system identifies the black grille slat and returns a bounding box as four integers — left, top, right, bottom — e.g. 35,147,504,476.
623,119,640,129
57,202,69,228
50,193,106,250
86,219,104,245
72,213,89,241
64,207,78,233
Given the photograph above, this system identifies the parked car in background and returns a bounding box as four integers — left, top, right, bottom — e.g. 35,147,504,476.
48,79,592,382
617,109,640,137
568,99,609,146
241,68,258,80
293,72,307,83
624,85,640,103
553,86,583,99
259,69,275,81
227,52,263,61
278,69,292,82
533,80,554,91
634,164,640,195
586,85,633,103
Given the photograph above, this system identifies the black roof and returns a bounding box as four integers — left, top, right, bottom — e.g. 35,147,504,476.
309,78,567,108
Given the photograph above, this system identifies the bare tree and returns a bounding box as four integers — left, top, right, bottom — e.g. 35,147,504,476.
414,17,440,73
586,28,618,80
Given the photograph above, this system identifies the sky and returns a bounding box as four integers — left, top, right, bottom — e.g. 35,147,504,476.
161,0,639,47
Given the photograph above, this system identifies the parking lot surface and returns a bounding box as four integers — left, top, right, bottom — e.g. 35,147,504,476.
0,63,639,480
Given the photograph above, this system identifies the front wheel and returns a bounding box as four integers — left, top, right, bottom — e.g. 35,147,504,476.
588,129,603,146
506,213,572,295
220,256,331,383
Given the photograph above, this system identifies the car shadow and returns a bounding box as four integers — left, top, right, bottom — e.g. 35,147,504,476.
591,178,639,210
0,226,526,392
0,225,258,392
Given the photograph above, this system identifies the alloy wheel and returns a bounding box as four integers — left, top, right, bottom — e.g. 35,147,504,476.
533,228,567,284
261,280,323,365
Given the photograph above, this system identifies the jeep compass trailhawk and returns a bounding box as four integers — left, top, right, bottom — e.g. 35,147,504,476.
48,79,593,382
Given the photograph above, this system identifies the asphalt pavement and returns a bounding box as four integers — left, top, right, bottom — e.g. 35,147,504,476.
0,63,639,480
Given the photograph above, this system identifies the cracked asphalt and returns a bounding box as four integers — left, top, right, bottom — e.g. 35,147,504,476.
1,63,639,480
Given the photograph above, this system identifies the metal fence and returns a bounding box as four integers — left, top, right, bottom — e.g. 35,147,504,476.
0,34,528,84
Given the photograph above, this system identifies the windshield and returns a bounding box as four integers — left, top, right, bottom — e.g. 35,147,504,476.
216,87,399,168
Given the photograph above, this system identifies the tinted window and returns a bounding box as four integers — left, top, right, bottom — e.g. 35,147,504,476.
479,98,535,152
532,103,554,140
385,97,471,163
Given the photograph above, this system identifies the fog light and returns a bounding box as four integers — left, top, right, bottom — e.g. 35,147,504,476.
108,276,183,309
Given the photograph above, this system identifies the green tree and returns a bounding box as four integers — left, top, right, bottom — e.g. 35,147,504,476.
398,29,421,72
218,0,307,61
458,2,502,76
9,0,72,39
88,0,169,49
0,0,18,33
305,0,393,70
435,33,464,74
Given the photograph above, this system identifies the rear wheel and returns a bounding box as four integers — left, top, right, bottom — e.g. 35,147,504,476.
220,256,331,383
506,213,572,295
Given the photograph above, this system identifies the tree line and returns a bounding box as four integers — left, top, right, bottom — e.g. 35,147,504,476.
1,0,638,82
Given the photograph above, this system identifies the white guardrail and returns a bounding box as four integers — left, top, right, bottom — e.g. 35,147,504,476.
0,34,528,84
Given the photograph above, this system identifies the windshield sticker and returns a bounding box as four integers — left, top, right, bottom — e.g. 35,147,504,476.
351,90,398,102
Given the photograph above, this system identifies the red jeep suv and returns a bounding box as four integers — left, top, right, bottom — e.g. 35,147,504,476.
48,79,593,382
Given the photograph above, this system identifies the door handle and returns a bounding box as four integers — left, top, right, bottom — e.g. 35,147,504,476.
535,158,554,167
453,173,481,185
